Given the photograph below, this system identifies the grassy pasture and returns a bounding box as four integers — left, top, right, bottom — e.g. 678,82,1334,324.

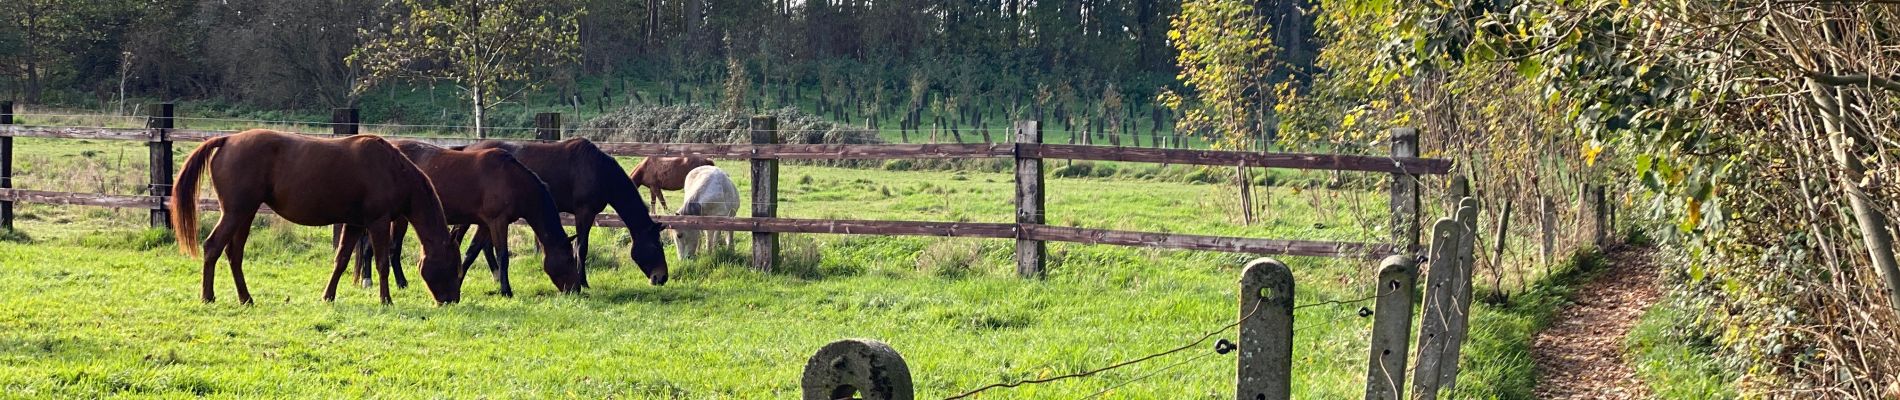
0,132,1567,398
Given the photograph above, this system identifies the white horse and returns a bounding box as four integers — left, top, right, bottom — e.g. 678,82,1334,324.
673,165,739,259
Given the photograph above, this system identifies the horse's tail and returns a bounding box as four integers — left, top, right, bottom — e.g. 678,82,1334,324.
172,135,228,257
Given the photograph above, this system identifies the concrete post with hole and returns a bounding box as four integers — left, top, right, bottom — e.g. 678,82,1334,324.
1237,257,1293,400
1364,255,1418,400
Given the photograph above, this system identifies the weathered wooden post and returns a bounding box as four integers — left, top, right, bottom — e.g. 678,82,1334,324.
147,103,174,228
802,339,914,400
1237,257,1294,400
1593,185,1608,248
535,112,561,141
1,101,13,231
1540,196,1555,268
1365,255,1419,400
1390,128,1422,253
1014,121,1046,278
751,116,779,272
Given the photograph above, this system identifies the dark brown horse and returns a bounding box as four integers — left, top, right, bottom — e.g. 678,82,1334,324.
460,138,668,287
353,140,581,297
629,156,715,212
172,129,463,304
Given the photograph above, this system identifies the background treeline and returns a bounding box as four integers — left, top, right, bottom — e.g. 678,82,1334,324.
0,0,1315,133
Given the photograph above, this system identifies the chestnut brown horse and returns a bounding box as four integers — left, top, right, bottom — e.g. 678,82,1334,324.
629,156,715,212
172,129,464,304
460,138,668,287
360,140,580,297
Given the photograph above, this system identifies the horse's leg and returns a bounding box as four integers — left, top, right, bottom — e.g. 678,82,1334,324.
485,223,515,297
354,235,373,288
220,210,259,305
197,214,239,303
324,225,366,302
574,211,597,288
366,223,396,305
389,218,410,289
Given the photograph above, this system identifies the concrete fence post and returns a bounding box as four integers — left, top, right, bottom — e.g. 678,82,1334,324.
801,339,914,400
1364,255,1418,400
146,103,174,228
1411,216,1469,399
1237,257,1294,400
751,116,779,272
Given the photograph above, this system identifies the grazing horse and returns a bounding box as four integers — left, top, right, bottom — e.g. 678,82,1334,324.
355,140,580,297
673,166,739,260
628,156,715,212
171,129,463,305
460,138,669,287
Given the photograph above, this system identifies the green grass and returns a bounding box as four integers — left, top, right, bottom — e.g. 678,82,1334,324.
1628,296,1738,399
0,144,1426,398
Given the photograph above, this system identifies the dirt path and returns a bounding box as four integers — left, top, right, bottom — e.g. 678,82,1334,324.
1531,247,1660,399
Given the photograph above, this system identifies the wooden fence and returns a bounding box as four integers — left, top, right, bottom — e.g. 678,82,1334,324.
0,103,1451,275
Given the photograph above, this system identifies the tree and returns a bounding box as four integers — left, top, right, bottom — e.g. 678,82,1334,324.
1159,0,1277,149
350,0,583,138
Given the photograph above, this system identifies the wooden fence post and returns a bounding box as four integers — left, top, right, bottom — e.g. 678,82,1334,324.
1237,257,1294,400
332,108,359,136
535,112,561,141
331,108,371,284
1365,255,1418,400
1541,196,1555,268
751,116,779,272
1592,185,1607,248
801,339,914,400
1,101,13,231
1414,198,1482,398
147,103,174,229
1014,121,1046,278
1390,128,1421,253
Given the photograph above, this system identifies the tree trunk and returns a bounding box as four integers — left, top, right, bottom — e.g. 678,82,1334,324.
1809,78,1900,313
473,85,487,138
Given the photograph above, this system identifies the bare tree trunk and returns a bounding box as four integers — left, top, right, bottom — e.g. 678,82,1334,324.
473,85,487,138
1809,78,1900,313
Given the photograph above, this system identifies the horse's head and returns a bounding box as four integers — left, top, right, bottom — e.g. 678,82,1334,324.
630,222,670,286
544,237,583,293
417,251,464,304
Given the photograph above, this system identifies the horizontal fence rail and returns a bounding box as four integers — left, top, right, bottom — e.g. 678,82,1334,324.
0,125,1452,175
0,111,1448,267
0,188,1393,259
